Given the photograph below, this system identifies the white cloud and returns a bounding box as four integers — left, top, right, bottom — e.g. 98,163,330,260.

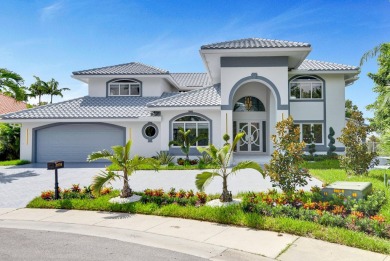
40,1,63,21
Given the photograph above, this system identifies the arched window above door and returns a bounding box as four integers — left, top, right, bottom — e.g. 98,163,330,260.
234,96,265,112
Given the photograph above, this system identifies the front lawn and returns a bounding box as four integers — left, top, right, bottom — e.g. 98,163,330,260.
28,177,390,255
0,159,30,166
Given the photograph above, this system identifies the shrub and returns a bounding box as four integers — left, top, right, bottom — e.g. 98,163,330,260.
154,151,174,165
0,123,20,161
41,190,54,200
338,110,379,175
327,127,337,156
71,184,81,193
263,116,310,195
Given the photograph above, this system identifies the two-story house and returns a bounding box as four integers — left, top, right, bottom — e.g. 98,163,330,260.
0,38,359,163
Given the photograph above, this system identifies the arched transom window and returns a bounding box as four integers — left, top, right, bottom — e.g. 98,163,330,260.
108,79,141,96
290,76,323,99
172,115,209,146
234,96,265,112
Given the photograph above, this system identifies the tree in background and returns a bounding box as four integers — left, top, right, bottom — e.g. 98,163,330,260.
47,78,70,104
0,123,21,160
28,76,48,105
337,110,378,175
345,99,361,118
263,116,310,196
360,43,390,155
0,68,27,101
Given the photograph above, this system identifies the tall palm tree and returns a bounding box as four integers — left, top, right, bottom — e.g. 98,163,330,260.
195,133,264,202
0,68,27,101
47,78,69,103
28,76,49,104
87,140,159,198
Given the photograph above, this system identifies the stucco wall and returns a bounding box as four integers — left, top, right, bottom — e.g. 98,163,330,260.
290,102,324,120
88,77,175,97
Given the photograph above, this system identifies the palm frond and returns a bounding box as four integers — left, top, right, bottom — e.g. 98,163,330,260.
91,170,119,196
360,44,383,66
231,161,264,177
87,150,112,162
195,171,220,191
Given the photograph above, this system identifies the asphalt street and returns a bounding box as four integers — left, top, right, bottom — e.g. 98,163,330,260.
0,227,207,261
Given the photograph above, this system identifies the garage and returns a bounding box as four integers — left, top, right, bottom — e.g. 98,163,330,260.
34,123,125,163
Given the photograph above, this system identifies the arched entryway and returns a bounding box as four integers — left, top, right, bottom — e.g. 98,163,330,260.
231,81,277,155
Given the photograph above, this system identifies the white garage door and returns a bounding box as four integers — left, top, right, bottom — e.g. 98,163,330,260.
35,123,125,163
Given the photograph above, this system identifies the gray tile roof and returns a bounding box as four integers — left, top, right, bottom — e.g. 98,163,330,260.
297,60,359,71
170,73,211,88
0,96,164,119
73,62,169,75
201,38,310,49
147,85,221,108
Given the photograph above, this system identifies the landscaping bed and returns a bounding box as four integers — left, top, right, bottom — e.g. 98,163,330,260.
28,180,390,255
0,159,30,166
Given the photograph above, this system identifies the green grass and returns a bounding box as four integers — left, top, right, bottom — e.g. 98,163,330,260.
301,159,340,169
27,191,390,255
0,159,30,166
107,163,217,171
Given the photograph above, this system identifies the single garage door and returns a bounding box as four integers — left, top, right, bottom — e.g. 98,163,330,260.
35,123,125,163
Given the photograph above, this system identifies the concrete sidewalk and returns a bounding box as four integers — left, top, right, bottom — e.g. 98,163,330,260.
0,208,388,261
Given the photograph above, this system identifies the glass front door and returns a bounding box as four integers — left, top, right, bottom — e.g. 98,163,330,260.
237,122,261,152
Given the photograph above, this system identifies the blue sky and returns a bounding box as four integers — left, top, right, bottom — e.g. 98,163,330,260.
1,0,389,118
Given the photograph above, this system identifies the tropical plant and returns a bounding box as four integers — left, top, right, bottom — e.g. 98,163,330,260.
154,151,174,165
87,140,159,198
337,111,379,175
327,127,337,156
0,123,21,161
0,68,26,101
28,76,49,104
263,116,310,196
195,133,263,202
169,127,207,161
46,78,69,103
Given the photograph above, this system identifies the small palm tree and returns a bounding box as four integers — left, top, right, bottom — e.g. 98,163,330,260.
47,78,70,103
195,133,264,202
87,140,159,198
29,76,49,104
169,127,207,162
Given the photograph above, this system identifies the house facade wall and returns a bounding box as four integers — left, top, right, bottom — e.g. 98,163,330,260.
88,77,175,97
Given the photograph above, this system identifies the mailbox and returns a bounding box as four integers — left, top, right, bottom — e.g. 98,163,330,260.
47,160,64,170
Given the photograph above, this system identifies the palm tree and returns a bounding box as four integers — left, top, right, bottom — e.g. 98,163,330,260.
47,78,69,103
28,76,49,105
169,127,207,162
87,140,159,198
195,133,264,202
0,68,27,101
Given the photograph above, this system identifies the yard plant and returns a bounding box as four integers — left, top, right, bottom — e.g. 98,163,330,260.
195,132,263,202
87,140,159,198
169,127,206,162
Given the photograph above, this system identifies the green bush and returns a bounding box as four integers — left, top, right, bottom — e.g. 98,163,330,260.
0,123,20,161
154,151,175,165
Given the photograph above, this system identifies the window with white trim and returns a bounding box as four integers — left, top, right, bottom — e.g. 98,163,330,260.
172,115,209,146
294,123,323,144
108,79,141,96
290,76,323,99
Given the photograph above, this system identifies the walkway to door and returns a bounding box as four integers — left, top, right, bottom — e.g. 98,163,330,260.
232,154,271,165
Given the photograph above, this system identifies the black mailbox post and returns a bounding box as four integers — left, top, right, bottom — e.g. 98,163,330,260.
47,160,64,200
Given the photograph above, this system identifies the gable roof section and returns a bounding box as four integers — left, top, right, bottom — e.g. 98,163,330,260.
0,96,165,120
147,85,221,108
170,73,211,88
73,62,169,75
297,59,359,71
201,38,311,49
0,94,27,115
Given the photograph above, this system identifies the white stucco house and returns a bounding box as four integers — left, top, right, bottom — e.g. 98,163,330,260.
0,38,359,163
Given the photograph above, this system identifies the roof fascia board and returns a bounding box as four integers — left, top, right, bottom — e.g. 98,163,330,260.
0,117,162,123
200,47,312,55
146,106,220,111
289,70,360,74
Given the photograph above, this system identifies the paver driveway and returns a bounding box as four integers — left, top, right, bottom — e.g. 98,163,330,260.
0,163,322,208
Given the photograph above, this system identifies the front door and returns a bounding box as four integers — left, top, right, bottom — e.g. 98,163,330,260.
237,122,261,152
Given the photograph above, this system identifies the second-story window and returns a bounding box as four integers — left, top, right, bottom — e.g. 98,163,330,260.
290,76,323,99
109,80,141,96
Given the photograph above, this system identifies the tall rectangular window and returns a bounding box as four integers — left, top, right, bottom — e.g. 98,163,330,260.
297,123,323,144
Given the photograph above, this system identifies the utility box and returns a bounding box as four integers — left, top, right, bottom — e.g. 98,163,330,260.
321,182,372,200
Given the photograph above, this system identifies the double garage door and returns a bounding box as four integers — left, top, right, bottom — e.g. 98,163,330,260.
35,123,125,163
